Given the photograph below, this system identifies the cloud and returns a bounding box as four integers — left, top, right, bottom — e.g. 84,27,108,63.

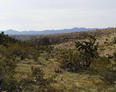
0,0,116,30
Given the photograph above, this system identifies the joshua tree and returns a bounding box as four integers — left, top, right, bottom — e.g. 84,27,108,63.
75,35,98,69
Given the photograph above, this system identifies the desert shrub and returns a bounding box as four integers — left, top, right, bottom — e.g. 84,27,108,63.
38,45,53,53
32,67,56,91
58,49,82,72
31,36,51,48
32,67,64,92
0,65,60,92
0,58,17,92
113,50,116,62
0,33,63,92
0,42,40,62
38,45,54,60
90,57,109,70
0,32,18,46
17,66,61,92
37,37,51,46
0,33,40,61
112,37,116,44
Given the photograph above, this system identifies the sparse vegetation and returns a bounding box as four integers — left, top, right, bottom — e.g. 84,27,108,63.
0,28,116,92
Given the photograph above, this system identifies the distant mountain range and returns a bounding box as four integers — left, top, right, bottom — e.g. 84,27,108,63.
0,27,101,35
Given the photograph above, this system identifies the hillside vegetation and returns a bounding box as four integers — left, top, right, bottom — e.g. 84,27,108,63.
30,28,116,45
0,28,116,92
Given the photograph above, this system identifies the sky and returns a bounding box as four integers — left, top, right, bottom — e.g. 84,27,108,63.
0,0,116,31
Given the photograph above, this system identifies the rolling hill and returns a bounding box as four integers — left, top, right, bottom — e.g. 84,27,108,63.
0,27,100,35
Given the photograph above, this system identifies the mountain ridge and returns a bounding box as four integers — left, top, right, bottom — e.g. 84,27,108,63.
0,27,101,35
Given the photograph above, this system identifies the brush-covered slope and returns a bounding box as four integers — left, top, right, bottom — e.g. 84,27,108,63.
0,28,116,92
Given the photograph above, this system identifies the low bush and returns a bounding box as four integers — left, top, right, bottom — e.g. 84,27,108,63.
0,58,17,91
17,66,62,92
113,50,116,62
58,49,83,72
90,57,109,70
112,37,116,44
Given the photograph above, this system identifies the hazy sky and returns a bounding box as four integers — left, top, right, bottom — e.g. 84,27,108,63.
0,0,116,31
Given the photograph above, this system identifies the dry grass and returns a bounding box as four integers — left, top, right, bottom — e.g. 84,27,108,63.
14,28,116,92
